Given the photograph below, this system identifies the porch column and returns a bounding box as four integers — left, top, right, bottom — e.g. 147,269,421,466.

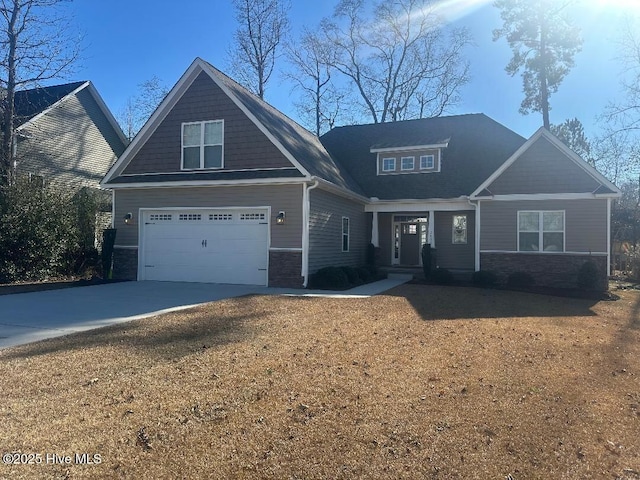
428,210,435,247
371,211,379,247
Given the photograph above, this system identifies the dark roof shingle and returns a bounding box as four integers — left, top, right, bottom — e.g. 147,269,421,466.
320,114,527,200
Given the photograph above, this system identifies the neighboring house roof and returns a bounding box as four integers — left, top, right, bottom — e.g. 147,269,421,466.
14,81,88,126
12,81,128,190
320,114,527,200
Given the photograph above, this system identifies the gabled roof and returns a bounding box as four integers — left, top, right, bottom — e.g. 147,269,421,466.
14,81,87,126
320,114,527,200
470,127,622,199
103,58,364,195
14,81,128,146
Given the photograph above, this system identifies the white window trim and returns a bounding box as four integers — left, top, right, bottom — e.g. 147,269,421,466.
452,214,467,244
342,216,350,252
420,154,435,170
181,119,224,170
382,157,396,172
517,210,566,253
401,156,415,171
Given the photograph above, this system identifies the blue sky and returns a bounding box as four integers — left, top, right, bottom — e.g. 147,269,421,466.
70,0,638,139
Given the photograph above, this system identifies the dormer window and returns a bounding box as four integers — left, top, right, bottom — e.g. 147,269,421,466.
420,155,434,169
382,157,396,172
401,156,415,171
373,143,446,176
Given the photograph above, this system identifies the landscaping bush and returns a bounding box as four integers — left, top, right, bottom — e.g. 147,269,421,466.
356,266,373,283
0,179,81,283
341,266,362,285
309,266,350,290
421,244,435,279
431,267,454,285
507,271,535,288
576,261,601,290
472,270,498,287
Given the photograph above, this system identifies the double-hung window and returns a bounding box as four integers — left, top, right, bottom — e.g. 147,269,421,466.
342,217,350,252
182,120,224,169
518,211,564,252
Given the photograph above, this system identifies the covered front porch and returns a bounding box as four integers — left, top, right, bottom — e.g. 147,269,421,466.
367,199,477,271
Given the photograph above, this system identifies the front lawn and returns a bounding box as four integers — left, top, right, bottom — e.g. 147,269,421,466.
1,285,639,479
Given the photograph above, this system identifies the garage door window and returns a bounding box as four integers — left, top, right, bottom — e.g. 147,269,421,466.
182,120,224,170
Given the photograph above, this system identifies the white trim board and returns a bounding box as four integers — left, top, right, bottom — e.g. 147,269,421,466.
365,198,473,213
370,143,449,153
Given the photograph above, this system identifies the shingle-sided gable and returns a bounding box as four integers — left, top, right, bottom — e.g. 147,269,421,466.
122,71,294,175
484,135,599,195
472,128,621,198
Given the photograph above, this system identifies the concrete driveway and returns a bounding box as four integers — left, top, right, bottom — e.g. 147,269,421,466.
0,276,411,349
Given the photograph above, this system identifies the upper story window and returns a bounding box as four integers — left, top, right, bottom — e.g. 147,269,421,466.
420,155,434,169
518,211,565,252
182,120,224,170
382,157,396,172
401,156,415,171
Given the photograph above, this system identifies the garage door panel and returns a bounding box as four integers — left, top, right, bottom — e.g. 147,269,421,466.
141,209,269,285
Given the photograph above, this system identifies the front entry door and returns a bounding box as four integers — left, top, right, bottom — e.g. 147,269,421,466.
400,223,420,265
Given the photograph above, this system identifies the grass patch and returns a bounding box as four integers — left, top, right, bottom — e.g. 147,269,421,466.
1,286,639,479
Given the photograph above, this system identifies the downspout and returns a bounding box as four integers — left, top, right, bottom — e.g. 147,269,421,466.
302,179,320,287
607,197,612,275
468,198,480,271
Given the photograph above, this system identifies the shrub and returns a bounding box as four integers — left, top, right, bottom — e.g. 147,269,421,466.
576,261,601,290
309,266,350,290
507,271,535,288
356,266,373,283
421,244,434,279
472,270,498,287
341,266,362,285
366,243,376,267
431,267,454,285
0,178,81,283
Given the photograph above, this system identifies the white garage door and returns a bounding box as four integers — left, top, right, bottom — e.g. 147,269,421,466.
140,208,269,285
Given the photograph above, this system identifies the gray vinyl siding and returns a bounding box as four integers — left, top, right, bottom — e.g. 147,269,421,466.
480,199,608,253
114,184,303,248
16,88,125,190
487,137,600,194
309,188,367,272
123,71,293,175
434,210,475,270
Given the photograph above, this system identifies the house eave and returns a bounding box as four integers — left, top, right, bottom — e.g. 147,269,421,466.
370,142,449,153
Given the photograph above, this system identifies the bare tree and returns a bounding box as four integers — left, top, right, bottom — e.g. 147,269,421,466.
284,29,348,136
118,76,169,141
493,0,582,129
0,0,81,185
228,0,290,100
320,0,471,124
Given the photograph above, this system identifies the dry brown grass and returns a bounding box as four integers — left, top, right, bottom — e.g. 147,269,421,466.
1,285,639,480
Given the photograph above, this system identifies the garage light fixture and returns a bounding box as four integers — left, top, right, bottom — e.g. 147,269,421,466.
123,212,133,225
276,211,286,225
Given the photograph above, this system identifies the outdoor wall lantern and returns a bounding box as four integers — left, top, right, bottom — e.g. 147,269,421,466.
123,212,133,225
276,211,286,225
